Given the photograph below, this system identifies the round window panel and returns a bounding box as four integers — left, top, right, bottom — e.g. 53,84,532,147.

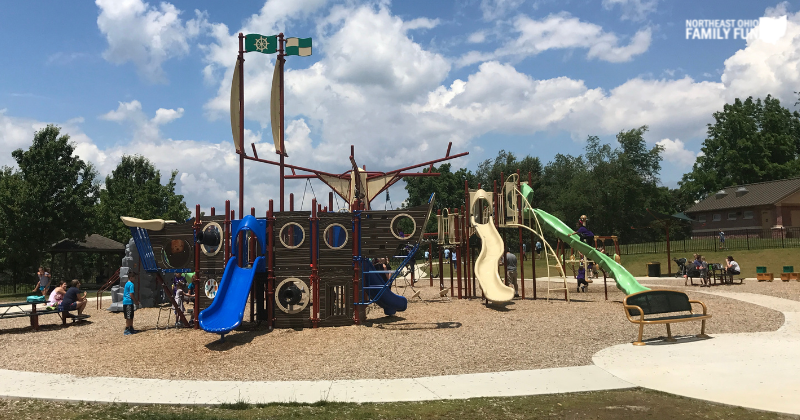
390,214,416,240
279,222,305,249
162,239,192,268
323,224,348,249
200,222,223,257
275,278,310,314
204,278,218,299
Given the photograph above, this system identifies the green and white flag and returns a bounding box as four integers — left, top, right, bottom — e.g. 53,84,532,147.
285,37,312,56
245,34,278,54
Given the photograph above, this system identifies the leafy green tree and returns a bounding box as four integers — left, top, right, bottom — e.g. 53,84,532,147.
0,125,99,281
680,95,800,201
475,150,543,197
96,155,191,243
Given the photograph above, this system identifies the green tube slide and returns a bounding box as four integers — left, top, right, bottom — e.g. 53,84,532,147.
519,184,648,295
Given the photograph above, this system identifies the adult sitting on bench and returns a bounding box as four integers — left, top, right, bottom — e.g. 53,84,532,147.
623,290,711,345
60,279,88,318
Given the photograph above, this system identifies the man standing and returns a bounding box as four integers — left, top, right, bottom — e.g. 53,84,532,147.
719,231,725,249
505,248,519,298
535,241,543,259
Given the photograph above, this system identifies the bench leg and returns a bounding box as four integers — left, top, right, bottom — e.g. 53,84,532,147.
30,313,39,331
633,323,646,346
696,319,710,339
665,323,677,342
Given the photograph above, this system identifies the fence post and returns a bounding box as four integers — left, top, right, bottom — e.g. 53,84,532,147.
782,227,785,248
746,229,749,250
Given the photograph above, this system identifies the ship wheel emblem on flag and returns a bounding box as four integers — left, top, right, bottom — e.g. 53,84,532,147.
254,36,270,52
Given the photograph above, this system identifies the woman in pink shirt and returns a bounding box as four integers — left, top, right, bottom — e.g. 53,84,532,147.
47,281,68,309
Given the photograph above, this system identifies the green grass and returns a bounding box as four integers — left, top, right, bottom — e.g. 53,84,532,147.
0,389,792,419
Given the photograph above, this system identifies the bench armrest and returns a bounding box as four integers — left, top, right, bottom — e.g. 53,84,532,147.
623,304,645,323
688,299,708,315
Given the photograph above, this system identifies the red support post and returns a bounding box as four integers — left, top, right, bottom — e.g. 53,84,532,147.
517,170,524,299
267,200,275,329
352,200,361,325
437,210,444,292
224,200,231,262
250,206,255,323
290,193,294,212
449,209,454,297
329,191,334,213
428,242,433,287
193,204,201,328
310,199,320,328
211,207,215,216
455,209,462,299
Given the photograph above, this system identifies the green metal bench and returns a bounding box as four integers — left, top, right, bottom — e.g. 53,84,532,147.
623,290,711,346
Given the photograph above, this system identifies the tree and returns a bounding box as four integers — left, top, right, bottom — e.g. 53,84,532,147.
0,125,99,281
96,155,191,243
680,95,800,201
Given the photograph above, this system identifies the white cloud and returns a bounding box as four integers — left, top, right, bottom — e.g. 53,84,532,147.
96,0,206,83
402,17,440,31
468,31,487,44
656,138,697,167
100,100,184,144
720,7,800,106
458,13,652,66
602,0,659,22
480,0,525,21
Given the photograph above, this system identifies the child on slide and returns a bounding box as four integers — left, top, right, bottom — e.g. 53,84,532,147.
571,215,594,246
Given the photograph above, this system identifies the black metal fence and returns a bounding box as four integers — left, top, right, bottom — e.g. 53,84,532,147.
619,227,800,255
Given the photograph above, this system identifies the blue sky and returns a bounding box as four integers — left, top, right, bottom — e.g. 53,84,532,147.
0,0,797,213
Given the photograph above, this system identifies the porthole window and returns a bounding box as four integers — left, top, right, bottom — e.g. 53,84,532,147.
279,222,305,249
200,222,223,257
275,278,310,314
324,224,348,249
162,239,192,268
390,213,416,240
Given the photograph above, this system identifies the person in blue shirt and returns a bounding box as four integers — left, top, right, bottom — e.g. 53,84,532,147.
443,248,450,264
123,272,142,336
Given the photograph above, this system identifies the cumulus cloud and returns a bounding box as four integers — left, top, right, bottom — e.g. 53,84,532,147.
100,100,184,143
656,138,698,167
468,31,487,44
96,0,207,83
602,0,659,22
479,0,525,21
458,13,652,66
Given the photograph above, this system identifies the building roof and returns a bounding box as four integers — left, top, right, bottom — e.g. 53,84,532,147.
50,234,126,253
686,177,800,213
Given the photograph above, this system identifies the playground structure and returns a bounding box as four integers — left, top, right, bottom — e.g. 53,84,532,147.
113,31,650,339
423,171,648,305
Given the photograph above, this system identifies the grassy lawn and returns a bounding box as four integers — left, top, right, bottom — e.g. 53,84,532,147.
420,247,799,280
1,389,791,420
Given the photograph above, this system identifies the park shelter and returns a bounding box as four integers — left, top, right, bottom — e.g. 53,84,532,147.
685,177,800,234
49,234,126,284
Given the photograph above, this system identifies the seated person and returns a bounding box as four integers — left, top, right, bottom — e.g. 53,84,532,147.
47,281,68,310
726,256,740,277
700,256,710,287
684,254,702,285
61,279,87,317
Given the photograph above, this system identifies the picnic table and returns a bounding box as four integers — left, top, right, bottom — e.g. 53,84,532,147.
0,301,89,331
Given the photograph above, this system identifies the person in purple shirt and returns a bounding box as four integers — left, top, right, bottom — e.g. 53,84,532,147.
571,215,594,246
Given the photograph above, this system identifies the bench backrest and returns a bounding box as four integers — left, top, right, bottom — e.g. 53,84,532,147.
625,290,691,316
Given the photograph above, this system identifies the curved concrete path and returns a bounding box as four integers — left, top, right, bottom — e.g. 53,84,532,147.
594,292,800,415
0,290,797,414
0,366,631,405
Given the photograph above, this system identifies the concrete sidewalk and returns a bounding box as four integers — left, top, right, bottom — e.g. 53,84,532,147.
0,366,632,405
594,292,800,416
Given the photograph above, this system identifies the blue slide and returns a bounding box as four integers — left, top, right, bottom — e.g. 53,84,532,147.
363,260,407,316
199,256,264,335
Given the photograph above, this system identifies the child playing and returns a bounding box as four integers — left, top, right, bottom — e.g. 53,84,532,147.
33,267,51,297
174,280,195,327
123,272,142,335
576,265,588,292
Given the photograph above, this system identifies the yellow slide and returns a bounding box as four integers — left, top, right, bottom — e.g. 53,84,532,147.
471,190,515,303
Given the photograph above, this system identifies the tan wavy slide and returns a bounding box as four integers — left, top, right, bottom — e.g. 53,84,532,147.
470,190,515,303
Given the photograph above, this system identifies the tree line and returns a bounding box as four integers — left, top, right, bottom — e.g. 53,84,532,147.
0,125,190,286
404,95,800,248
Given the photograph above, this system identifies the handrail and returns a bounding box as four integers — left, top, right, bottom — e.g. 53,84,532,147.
96,268,121,310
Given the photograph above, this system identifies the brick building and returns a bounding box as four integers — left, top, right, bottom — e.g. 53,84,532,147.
685,177,800,235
